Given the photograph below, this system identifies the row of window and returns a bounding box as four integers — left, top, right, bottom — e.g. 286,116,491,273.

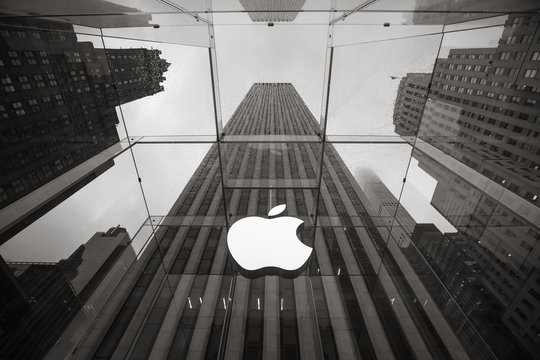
448,53,494,60
504,34,535,45
439,62,490,72
436,83,538,107
0,29,42,40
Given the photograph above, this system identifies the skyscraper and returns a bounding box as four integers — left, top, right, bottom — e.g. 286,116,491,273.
392,15,540,355
0,18,169,242
392,73,430,137
357,168,416,247
65,83,516,360
238,0,307,22
412,147,540,356
393,14,540,206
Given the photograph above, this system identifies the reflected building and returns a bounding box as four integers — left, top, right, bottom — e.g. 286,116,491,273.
357,168,415,247
68,83,514,360
412,148,540,356
394,14,540,206
411,0,540,25
0,226,134,360
390,15,540,358
393,72,430,137
411,224,481,304
0,18,169,242
239,0,307,22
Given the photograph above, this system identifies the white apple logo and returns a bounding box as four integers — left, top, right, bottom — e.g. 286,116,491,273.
227,204,312,278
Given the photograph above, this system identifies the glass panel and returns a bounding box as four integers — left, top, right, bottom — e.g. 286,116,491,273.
0,149,148,359
394,12,540,360
101,13,210,46
221,142,322,190
132,143,213,216
321,143,413,228
100,35,216,137
0,20,132,237
214,33,328,126
2,3,539,360
327,33,443,136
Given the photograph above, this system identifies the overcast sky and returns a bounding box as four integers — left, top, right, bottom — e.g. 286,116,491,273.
0,6,506,261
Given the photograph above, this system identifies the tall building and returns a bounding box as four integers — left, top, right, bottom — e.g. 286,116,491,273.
391,18,540,352
393,73,430,137
356,168,416,247
65,83,521,360
0,226,135,360
411,224,481,304
412,147,540,356
238,0,307,22
393,14,540,207
0,18,169,242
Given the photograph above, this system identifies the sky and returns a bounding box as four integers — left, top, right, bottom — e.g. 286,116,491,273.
0,5,508,261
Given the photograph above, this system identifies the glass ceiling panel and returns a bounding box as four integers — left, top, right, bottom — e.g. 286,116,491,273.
100,14,210,47
214,24,328,127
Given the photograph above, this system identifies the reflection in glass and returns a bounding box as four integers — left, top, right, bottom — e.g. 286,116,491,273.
0,4,539,360
392,13,540,359
0,17,169,241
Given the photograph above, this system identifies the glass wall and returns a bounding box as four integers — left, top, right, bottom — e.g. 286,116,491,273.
0,1,538,359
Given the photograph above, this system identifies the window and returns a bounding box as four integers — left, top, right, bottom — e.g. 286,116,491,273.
510,96,521,103
532,51,540,61
524,69,537,78
521,34,533,44
11,179,25,194
505,35,517,44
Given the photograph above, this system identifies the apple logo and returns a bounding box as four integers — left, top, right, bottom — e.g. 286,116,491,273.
227,204,312,279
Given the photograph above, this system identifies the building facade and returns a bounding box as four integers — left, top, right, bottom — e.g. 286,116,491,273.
392,73,430,137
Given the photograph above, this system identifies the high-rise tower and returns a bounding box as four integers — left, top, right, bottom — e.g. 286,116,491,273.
0,18,169,243
69,83,527,360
